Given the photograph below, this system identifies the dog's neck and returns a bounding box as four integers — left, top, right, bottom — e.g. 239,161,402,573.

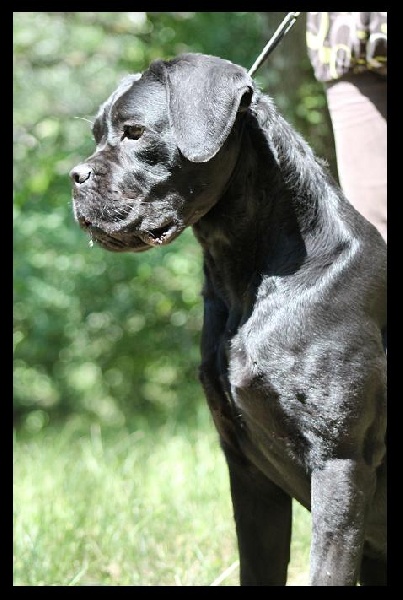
192,99,351,312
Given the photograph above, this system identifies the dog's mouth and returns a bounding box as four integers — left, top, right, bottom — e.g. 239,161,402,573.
138,223,183,247
78,218,184,253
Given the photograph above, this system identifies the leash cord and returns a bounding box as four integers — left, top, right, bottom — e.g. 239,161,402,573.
248,12,301,77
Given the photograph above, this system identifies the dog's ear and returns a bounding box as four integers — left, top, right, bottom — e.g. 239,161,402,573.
165,54,253,163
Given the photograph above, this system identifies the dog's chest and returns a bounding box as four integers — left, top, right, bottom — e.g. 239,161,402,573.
201,320,312,504
207,330,314,503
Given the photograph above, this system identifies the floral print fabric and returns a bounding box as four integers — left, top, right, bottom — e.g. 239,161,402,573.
306,12,387,82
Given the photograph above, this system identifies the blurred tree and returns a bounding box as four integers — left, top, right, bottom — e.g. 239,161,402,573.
13,12,335,431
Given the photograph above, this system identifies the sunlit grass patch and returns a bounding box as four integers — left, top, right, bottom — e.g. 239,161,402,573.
13,420,310,586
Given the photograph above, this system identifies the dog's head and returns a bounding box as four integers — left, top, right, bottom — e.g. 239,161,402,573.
70,53,253,252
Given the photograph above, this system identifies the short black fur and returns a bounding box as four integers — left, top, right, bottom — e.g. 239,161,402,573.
70,53,387,586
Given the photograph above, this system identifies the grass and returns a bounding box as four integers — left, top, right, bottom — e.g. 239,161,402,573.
13,415,311,586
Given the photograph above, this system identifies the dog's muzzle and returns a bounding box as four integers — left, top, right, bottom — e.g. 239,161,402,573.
70,163,183,253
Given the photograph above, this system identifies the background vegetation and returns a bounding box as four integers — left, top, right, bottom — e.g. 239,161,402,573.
13,12,335,585
14,11,335,430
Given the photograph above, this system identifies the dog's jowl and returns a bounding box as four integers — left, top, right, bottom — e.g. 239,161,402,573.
70,53,387,586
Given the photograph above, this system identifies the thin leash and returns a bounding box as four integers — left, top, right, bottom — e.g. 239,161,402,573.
248,12,301,77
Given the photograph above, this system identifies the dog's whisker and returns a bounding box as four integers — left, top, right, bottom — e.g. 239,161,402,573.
74,116,94,126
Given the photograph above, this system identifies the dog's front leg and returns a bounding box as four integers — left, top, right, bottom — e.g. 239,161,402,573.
310,459,375,586
224,448,292,586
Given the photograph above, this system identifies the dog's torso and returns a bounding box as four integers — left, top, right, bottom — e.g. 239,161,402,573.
71,52,387,585
192,100,386,507
202,267,386,508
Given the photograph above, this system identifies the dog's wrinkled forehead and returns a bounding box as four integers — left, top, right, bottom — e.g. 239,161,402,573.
95,73,168,135
96,73,141,117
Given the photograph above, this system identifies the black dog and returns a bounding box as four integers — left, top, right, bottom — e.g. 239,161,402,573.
70,53,387,586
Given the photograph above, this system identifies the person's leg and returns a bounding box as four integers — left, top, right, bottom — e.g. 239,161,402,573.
325,72,387,242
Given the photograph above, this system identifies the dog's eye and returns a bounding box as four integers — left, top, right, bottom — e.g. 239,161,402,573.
122,124,145,141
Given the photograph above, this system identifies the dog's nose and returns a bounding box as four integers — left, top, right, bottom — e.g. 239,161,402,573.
70,164,92,184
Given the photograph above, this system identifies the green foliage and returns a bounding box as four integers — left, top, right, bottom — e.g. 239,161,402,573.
13,12,335,429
